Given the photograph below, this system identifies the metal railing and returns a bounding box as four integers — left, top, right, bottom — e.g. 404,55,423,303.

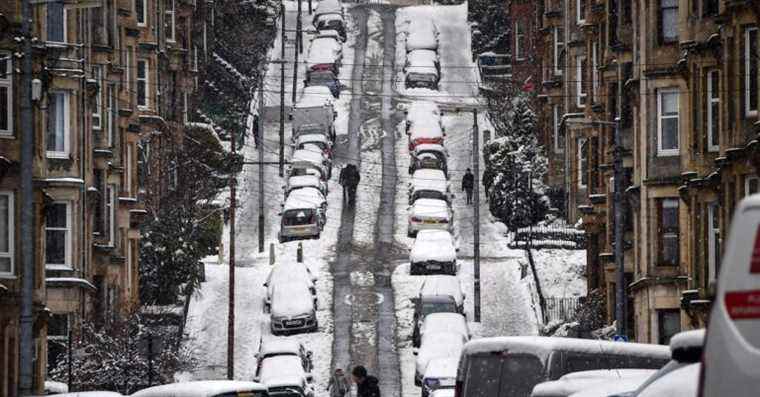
544,297,582,324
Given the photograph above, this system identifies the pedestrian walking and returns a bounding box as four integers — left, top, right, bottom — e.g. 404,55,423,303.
339,164,350,203
352,365,380,397
328,368,351,397
345,164,361,206
462,168,474,204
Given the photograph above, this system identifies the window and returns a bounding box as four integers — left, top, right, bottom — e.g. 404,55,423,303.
657,309,681,345
576,56,587,108
47,2,67,43
577,0,586,24
657,89,679,156
578,138,588,188
125,144,133,196
707,202,721,283
93,169,104,236
746,175,759,196
660,0,678,43
45,202,71,269
135,0,146,26
126,46,134,101
46,91,70,158
192,46,199,72
106,185,115,243
183,92,189,124
592,42,599,103
107,84,115,146
553,105,564,153
47,313,69,372
92,65,103,131
137,59,149,109
744,27,758,117
553,28,564,76
515,21,525,60
706,70,720,152
0,52,12,136
0,191,13,276
168,160,178,190
165,0,176,42
658,198,680,266
703,0,718,16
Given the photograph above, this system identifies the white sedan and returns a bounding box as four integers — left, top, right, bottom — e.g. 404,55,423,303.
408,198,452,237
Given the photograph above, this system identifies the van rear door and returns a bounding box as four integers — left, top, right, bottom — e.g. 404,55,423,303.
701,194,760,396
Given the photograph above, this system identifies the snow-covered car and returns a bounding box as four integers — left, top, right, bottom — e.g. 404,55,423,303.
421,357,458,397
404,18,439,52
316,29,345,43
309,36,342,59
295,133,333,158
456,337,671,397
290,149,331,180
700,194,760,397
430,389,455,397
284,174,328,197
131,381,267,397
530,369,656,397
567,377,656,397
408,198,452,237
256,338,314,373
412,295,459,349
636,363,699,397
414,331,466,386
409,144,448,176
419,275,465,312
278,189,326,243
269,282,318,334
406,100,441,118
255,355,315,397
306,69,340,98
314,0,342,18
410,230,457,275
409,169,450,205
406,49,440,72
408,117,445,150
405,50,440,89
307,38,342,74
415,312,469,348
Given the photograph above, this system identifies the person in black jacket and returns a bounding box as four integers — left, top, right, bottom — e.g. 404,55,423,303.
462,168,474,204
352,365,380,397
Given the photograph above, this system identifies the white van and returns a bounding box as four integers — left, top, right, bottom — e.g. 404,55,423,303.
700,193,760,396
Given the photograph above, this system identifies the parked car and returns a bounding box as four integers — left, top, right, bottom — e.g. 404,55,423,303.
293,85,336,140
405,51,439,90
314,13,345,40
415,312,469,348
265,263,318,312
422,357,458,397
419,275,465,313
409,144,448,176
132,381,267,397
290,149,331,180
636,364,700,397
565,376,654,397
455,336,671,397
265,375,314,397
404,18,439,52
278,189,326,243
415,331,466,386
406,49,440,72
269,282,318,335
294,133,333,158
51,393,122,397
408,198,452,237
409,169,450,205
408,119,444,150
410,230,457,275
700,194,760,397
412,295,459,349
284,174,328,197
530,369,655,397
255,355,314,397
256,338,314,373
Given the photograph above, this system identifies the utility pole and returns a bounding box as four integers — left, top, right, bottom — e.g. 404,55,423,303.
613,58,627,338
298,0,304,54
279,1,286,177
228,123,237,379
292,0,301,104
473,109,482,323
19,0,36,393
259,70,266,253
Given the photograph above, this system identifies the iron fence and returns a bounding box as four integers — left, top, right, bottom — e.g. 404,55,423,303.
544,296,582,324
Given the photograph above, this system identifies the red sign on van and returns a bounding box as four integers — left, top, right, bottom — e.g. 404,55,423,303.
751,226,760,273
725,290,760,320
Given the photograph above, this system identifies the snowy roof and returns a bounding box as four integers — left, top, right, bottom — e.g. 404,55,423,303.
424,357,459,380
405,26,438,52
292,148,327,165
669,329,705,352
131,381,266,397
265,375,306,390
411,198,450,220
416,332,466,375
297,86,335,108
431,389,455,397
559,369,657,381
296,133,331,145
407,100,441,117
260,338,304,357
411,230,456,263
568,375,652,397
421,313,468,341
267,263,316,292
287,175,324,191
51,392,123,397
315,0,342,17
532,378,621,397
270,282,314,318
407,49,439,64
285,187,325,209
307,38,341,66
317,12,343,22
637,363,700,397
419,275,463,306
46,277,97,291
411,169,448,193
406,65,438,77
409,117,443,139
259,356,307,385
462,337,670,360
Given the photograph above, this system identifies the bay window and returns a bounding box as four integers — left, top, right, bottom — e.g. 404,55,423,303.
658,198,680,266
46,91,70,158
706,70,720,152
657,89,679,156
137,59,149,109
576,56,587,108
554,27,564,76
45,202,71,269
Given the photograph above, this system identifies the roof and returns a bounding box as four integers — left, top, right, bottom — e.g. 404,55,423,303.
411,169,447,193
424,357,459,379
49,393,123,397
292,149,326,165
417,332,466,373
409,119,443,140
407,49,438,64
534,369,655,397
297,134,331,144
419,275,463,305
307,38,341,66
315,0,342,16
259,356,307,384
411,198,450,219
131,381,266,397
461,336,670,360
559,369,658,381
284,187,325,211
568,376,651,397
296,86,334,108
288,175,323,191
421,313,468,339
260,338,303,357
271,282,314,318
411,231,456,263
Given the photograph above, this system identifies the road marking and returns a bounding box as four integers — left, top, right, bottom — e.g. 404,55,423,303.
344,293,385,305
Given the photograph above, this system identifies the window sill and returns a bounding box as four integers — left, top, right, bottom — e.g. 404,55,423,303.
46,264,74,271
0,275,17,280
46,152,70,160
657,150,680,157
0,133,15,139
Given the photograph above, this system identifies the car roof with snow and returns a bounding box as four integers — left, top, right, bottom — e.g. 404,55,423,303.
288,174,323,190
417,332,466,372
317,30,342,40
406,65,438,76
260,338,304,357
559,369,658,381
419,275,463,306
424,357,459,379
413,143,447,156
267,263,315,290
411,169,447,193
409,119,443,139
297,133,331,145
421,313,468,339
461,336,670,360
411,198,450,218
270,282,314,318
292,149,327,165
637,363,700,397
431,389,455,397
296,86,335,108
262,374,306,390
259,355,307,383
407,49,438,63
407,100,441,116
411,230,456,263
315,0,342,17
131,381,266,397
567,375,652,397
284,188,325,211
307,39,341,66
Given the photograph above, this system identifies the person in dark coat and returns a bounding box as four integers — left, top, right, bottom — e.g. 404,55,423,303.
462,168,474,204
339,165,350,202
344,164,360,206
352,365,380,397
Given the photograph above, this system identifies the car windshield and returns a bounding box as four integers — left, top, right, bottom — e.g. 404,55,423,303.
409,73,437,81
319,20,342,31
422,301,457,315
283,210,316,226
415,190,446,201
464,353,546,397
310,72,336,84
